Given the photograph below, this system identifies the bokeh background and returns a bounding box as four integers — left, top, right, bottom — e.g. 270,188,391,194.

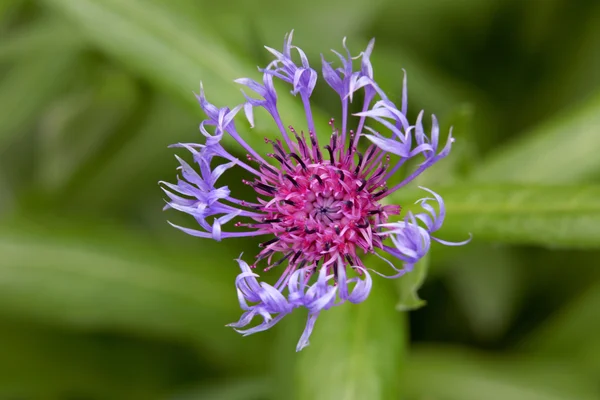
1,0,600,399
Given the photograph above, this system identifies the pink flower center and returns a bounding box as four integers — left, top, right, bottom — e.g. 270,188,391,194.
250,152,400,273
240,123,402,273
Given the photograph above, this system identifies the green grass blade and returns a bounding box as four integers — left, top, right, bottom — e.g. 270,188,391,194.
0,321,188,399
293,267,405,400
0,219,266,367
524,282,600,376
42,0,314,153
403,346,598,400
395,251,429,311
0,18,83,61
0,53,77,150
394,184,600,247
472,91,600,183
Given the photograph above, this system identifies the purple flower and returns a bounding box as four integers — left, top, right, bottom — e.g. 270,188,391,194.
161,33,470,351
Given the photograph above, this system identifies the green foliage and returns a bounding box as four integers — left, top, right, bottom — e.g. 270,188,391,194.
423,184,600,247
0,218,269,368
473,91,600,183
1,0,600,398
402,346,599,400
0,52,78,150
293,275,405,400
395,252,429,311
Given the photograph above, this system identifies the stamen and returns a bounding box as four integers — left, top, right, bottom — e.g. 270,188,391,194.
357,179,367,191
310,131,322,162
260,162,278,176
372,187,388,198
324,145,335,162
273,154,293,170
299,130,311,160
291,251,302,264
259,237,280,248
369,167,386,182
354,152,364,174
256,250,274,261
254,182,277,194
347,130,355,153
291,126,310,159
312,174,324,186
271,251,293,268
289,153,307,170
283,174,300,187
272,140,287,159
345,254,354,265
365,145,377,163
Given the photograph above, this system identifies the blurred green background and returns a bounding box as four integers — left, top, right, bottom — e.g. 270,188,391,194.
2,0,600,399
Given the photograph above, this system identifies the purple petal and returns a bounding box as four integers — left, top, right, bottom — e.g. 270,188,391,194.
296,313,319,352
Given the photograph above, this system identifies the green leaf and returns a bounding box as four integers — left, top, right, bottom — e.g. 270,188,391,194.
42,0,315,153
292,265,406,400
62,95,196,210
395,184,600,247
391,104,476,311
37,67,139,192
524,281,600,375
0,321,187,399
403,346,599,400
472,91,600,183
444,244,523,341
234,0,388,50
439,103,479,178
0,18,83,61
0,52,77,150
0,169,13,213
171,378,270,400
395,251,429,311
0,219,266,368
0,0,24,28
372,46,482,117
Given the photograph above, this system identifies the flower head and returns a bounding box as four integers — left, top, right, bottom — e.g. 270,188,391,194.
161,32,470,351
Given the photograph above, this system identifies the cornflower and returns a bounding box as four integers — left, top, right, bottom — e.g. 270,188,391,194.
161,32,470,351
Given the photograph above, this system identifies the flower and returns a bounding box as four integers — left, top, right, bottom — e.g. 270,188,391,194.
161,31,470,351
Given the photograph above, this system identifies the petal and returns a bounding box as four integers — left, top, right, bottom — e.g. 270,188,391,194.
364,134,411,157
296,313,319,352
244,102,255,128
195,82,219,119
321,55,343,95
360,38,375,77
433,234,472,246
401,69,408,115
167,221,213,238
235,313,287,336
227,310,256,328
347,268,372,303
